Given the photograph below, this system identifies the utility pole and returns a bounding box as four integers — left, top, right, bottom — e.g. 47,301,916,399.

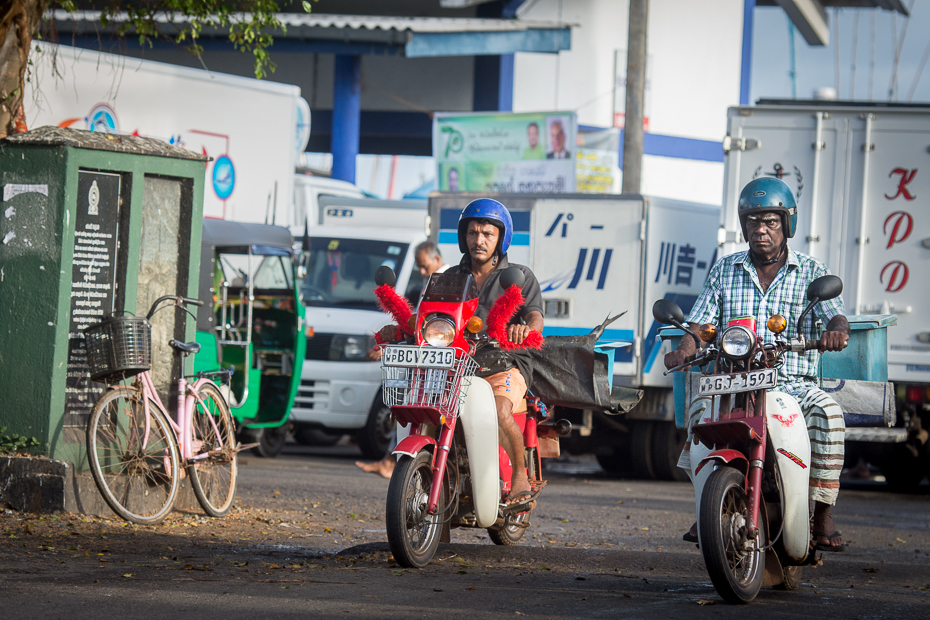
622,0,648,194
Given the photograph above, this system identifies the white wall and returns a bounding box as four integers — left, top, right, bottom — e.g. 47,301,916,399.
514,0,745,206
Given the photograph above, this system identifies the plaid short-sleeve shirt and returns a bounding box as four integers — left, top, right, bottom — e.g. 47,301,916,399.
687,248,846,396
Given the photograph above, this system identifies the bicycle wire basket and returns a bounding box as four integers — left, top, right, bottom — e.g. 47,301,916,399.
83,315,152,383
381,352,479,418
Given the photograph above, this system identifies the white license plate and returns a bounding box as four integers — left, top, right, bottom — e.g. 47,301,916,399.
382,346,455,369
698,368,777,396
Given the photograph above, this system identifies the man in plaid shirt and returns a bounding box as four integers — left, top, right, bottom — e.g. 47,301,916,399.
665,177,849,552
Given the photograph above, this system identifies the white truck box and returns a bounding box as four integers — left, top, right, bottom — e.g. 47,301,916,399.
720,103,930,386
26,44,308,224
428,192,720,479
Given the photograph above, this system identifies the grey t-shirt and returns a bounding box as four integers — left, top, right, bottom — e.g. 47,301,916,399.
450,255,544,327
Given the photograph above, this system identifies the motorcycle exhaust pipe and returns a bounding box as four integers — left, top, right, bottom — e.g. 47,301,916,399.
553,419,572,437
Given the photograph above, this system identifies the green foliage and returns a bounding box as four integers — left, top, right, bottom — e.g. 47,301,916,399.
48,0,315,79
0,427,42,454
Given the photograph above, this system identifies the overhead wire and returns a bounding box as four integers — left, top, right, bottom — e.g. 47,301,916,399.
834,8,841,96
850,11,859,99
868,10,876,100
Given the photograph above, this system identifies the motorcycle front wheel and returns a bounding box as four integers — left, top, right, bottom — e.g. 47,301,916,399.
699,466,766,604
386,449,446,568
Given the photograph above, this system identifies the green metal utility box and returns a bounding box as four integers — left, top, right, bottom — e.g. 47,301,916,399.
0,126,207,471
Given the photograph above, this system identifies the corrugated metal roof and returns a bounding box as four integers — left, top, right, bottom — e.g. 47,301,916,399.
50,10,571,36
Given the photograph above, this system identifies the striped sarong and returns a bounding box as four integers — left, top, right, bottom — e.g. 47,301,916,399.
677,387,844,505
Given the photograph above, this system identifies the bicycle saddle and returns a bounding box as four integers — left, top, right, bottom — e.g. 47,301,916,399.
169,339,201,355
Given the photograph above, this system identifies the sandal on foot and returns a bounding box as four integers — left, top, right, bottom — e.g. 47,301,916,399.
501,490,533,516
812,530,846,552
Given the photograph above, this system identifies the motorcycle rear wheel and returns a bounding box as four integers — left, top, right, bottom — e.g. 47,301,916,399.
699,466,766,604
488,513,529,545
774,565,803,591
489,447,537,546
386,449,446,568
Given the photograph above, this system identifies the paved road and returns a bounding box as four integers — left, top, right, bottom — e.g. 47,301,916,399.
2,442,929,618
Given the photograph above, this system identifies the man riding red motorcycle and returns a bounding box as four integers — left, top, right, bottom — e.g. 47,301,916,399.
664,177,850,552
379,198,544,513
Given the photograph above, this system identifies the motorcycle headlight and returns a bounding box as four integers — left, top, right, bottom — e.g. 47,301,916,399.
423,317,455,347
721,325,755,359
330,334,376,361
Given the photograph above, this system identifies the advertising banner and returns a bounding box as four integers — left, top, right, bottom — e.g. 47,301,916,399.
434,112,577,193
576,127,620,194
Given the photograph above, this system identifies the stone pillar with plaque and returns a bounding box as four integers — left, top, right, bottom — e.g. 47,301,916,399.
0,127,207,503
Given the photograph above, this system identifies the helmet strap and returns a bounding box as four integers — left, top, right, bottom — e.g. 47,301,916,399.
750,238,787,266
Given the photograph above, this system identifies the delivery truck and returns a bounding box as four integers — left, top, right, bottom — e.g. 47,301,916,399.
24,43,334,225
289,197,429,458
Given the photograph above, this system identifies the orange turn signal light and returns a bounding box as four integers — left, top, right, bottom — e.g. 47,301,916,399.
466,316,484,333
767,314,787,333
699,324,717,342
408,316,417,331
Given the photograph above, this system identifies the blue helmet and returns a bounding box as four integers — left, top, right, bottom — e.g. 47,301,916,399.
738,177,798,239
457,198,514,256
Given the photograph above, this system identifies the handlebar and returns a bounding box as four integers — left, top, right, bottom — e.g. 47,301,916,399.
146,295,204,320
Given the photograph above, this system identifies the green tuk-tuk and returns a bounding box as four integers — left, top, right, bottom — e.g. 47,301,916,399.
194,219,306,457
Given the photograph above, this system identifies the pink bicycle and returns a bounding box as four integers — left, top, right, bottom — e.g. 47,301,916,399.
84,296,238,524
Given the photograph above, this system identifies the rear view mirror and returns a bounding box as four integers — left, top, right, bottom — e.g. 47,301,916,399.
652,299,685,325
807,275,843,302
375,266,396,287
499,267,525,289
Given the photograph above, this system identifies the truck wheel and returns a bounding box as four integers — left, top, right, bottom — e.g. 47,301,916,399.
651,422,689,482
630,421,657,480
293,424,342,447
357,395,394,460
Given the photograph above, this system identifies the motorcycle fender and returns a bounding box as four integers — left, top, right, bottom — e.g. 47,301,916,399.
690,438,713,544
696,449,748,476
765,390,811,564
394,435,437,462
458,377,500,529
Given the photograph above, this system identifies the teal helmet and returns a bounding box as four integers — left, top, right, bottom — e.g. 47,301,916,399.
737,177,798,239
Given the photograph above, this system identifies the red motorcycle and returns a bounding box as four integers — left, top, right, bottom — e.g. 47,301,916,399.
373,266,571,568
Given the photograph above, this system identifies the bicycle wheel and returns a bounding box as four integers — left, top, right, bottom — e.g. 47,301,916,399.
188,382,238,517
86,387,180,524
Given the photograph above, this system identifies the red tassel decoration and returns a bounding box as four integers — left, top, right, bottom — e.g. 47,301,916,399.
485,285,543,350
374,284,414,335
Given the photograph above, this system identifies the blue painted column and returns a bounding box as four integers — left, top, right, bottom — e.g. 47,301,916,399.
332,54,361,183
740,0,755,105
498,54,515,111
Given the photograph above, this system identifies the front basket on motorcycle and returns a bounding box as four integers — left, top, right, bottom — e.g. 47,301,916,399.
382,353,478,418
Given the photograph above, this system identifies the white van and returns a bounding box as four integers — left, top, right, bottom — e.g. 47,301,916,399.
290,201,428,458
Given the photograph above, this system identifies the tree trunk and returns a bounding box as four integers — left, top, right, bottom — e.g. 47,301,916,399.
0,0,46,138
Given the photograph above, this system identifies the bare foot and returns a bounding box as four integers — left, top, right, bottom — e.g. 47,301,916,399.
812,502,845,551
355,457,395,479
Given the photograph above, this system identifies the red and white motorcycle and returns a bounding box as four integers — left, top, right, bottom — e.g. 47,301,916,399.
373,265,571,568
654,275,845,603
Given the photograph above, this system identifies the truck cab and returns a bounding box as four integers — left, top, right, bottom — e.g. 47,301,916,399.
291,203,428,458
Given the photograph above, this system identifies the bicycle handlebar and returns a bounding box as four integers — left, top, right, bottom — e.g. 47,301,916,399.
146,295,204,320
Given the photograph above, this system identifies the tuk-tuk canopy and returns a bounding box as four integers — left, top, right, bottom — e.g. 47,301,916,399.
197,219,295,331
201,218,294,254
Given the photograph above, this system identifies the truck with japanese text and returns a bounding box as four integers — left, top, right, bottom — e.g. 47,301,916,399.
428,192,721,480
719,101,930,489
